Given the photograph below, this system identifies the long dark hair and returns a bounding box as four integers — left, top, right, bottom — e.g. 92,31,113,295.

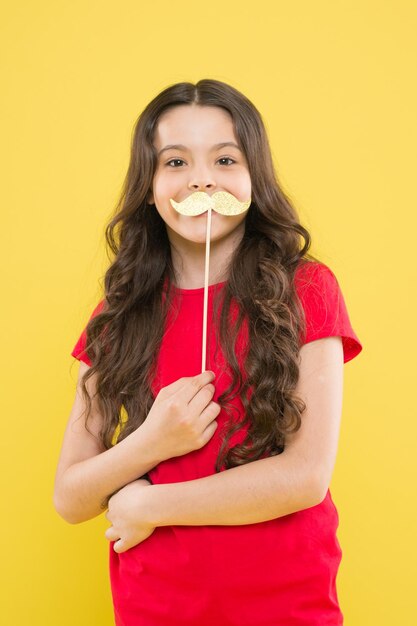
77,79,321,472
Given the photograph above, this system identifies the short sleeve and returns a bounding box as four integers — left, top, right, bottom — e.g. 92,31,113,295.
70,299,106,367
295,261,363,364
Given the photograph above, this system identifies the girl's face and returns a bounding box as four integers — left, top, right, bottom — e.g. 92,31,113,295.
148,104,252,246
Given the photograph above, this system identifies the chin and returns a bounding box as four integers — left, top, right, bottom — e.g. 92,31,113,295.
183,225,229,244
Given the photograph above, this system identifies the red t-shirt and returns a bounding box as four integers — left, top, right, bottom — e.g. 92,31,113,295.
71,261,362,626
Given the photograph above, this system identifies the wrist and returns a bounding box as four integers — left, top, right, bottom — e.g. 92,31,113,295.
134,422,164,467
144,484,171,527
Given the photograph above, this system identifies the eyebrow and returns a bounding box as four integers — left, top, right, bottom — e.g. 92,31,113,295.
157,142,242,157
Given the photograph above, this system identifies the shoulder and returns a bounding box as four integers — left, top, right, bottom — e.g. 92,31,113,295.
294,260,342,313
70,298,107,366
294,259,337,290
294,259,363,363
89,298,107,318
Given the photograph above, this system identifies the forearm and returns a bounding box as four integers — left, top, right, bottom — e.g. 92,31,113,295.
149,452,322,527
55,425,160,524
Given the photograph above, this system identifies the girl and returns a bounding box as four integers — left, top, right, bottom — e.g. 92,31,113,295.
54,79,363,626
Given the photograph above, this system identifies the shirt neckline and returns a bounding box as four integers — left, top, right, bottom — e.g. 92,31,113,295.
170,280,227,295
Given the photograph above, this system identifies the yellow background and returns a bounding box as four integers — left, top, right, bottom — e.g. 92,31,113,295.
1,1,415,624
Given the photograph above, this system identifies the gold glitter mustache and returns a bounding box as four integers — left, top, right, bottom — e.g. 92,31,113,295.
169,191,251,216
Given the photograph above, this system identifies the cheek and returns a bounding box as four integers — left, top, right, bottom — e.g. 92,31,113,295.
243,182,252,202
230,211,248,228
212,212,247,235
232,171,252,199
152,170,175,199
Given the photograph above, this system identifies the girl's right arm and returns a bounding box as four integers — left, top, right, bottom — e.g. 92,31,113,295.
54,361,219,524
53,361,163,524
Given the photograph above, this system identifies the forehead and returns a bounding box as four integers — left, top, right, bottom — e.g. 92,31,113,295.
153,104,237,148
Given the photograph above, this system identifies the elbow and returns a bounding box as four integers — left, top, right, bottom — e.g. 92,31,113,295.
53,484,92,525
308,472,330,506
53,492,82,524
53,490,104,524
53,468,101,524
53,500,74,525
299,464,329,508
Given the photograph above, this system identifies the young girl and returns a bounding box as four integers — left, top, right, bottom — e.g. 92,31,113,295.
54,79,363,626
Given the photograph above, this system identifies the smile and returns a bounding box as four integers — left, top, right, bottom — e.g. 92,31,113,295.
170,191,251,216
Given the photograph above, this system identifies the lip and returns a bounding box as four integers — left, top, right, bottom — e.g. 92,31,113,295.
194,209,220,217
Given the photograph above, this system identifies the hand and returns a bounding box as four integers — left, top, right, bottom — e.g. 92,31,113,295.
141,370,221,461
104,478,156,553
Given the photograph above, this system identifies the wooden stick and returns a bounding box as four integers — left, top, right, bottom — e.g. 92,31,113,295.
201,206,212,373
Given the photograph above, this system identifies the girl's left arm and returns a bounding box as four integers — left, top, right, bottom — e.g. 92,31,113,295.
106,337,344,548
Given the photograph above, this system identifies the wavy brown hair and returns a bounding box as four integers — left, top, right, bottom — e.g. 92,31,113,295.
76,78,321,475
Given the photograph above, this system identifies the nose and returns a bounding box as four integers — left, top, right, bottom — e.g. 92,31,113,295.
188,168,217,192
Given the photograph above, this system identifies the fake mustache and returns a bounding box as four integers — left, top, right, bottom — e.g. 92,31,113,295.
169,191,251,216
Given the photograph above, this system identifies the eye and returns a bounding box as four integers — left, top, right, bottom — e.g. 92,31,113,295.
166,158,185,167
217,157,236,166
165,156,236,168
